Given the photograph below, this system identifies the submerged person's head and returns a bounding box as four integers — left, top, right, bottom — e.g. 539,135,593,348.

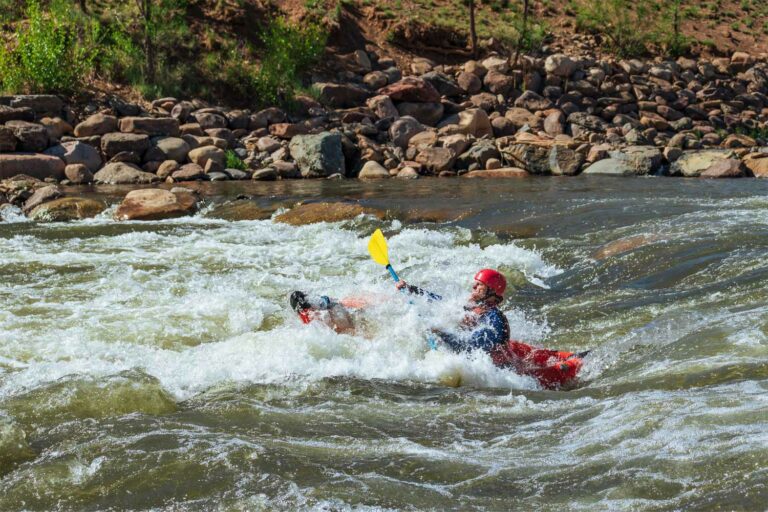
470,269,506,305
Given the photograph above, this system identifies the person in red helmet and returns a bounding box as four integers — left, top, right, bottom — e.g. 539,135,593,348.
396,269,511,353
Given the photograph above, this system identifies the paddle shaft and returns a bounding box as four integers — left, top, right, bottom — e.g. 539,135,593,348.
386,264,400,282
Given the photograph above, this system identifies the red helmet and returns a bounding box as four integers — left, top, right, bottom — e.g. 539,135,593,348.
474,269,506,297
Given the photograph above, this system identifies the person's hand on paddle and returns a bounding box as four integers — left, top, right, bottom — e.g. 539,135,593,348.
395,280,408,291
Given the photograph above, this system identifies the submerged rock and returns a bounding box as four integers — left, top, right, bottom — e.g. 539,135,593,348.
205,200,275,221
463,167,529,178
275,202,385,225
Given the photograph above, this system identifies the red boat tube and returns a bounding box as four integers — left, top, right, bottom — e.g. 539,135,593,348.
491,341,585,389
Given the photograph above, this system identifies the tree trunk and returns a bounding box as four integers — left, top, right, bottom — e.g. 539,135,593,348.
136,0,156,83
513,0,529,66
469,0,477,58
79,0,87,13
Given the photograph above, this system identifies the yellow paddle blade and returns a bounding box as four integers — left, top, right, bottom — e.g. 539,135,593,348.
367,229,390,266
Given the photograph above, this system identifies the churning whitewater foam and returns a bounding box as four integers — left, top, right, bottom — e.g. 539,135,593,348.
0,217,560,400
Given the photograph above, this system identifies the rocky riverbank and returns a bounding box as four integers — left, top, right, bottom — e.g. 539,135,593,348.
2,49,768,220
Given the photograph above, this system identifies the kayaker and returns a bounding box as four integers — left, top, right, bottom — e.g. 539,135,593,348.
396,269,510,353
290,291,356,334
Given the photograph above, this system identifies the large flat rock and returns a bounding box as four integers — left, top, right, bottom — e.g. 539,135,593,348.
114,188,197,221
0,153,65,180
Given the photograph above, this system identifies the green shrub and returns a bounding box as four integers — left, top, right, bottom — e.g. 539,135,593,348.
575,0,658,57
253,17,327,106
0,0,94,94
225,150,246,171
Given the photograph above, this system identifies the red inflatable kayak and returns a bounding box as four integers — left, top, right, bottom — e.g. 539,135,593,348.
491,341,586,389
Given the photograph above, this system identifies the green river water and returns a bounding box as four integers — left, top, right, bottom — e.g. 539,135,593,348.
0,177,766,511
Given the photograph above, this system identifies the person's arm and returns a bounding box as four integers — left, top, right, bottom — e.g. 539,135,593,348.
395,281,442,301
432,329,465,352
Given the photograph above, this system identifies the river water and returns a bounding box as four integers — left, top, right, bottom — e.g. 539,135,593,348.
1,178,767,511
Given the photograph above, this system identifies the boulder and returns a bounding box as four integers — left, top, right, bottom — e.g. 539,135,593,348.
699,159,746,178
119,117,180,137
29,197,106,221
289,132,345,178
44,141,102,173
157,160,179,179
0,105,34,124
456,140,500,170
396,102,443,126
317,83,372,108
670,150,735,177
366,95,399,120
415,147,456,174
722,134,756,148
464,60,488,77
363,71,389,89
514,91,553,112
263,161,292,180
396,167,420,179
582,158,637,176
463,168,528,178
549,145,585,176
470,92,499,111
481,56,509,73
609,146,663,175
500,143,552,175
441,134,471,156
251,168,278,181
171,101,194,123
115,188,197,221
145,137,191,163
22,184,61,213
171,163,207,181
421,71,463,97
483,70,516,96
505,108,541,130
458,109,493,138
93,162,161,184
10,95,63,115
101,133,150,160
188,145,225,169
491,117,517,137
192,112,227,130
64,163,93,184
0,153,65,180
6,121,48,152
358,161,390,179
389,117,425,148
40,117,72,139
205,200,275,221
457,71,482,94
544,111,565,136
250,107,287,129
74,114,118,137
544,54,579,78
567,112,607,137
742,154,768,178
275,202,385,225
378,77,440,103
0,126,17,152
269,123,310,139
